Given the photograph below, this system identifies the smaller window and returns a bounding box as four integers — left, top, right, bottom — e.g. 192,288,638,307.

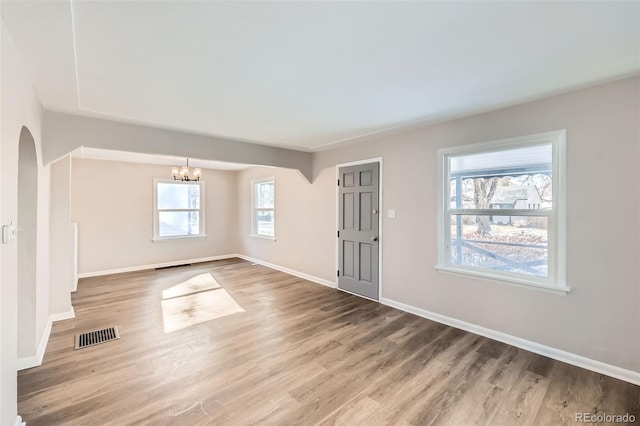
252,178,275,239
153,179,205,241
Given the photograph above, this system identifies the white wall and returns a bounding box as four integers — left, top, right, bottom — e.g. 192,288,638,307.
312,76,640,374
17,129,38,359
44,111,314,182
237,167,336,283
71,158,239,274
0,18,49,425
49,156,73,315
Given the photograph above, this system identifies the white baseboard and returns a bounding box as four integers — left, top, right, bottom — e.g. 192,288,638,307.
77,254,238,278
236,254,337,289
17,307,76,371
50,307,75,323
16,321,51,371
15,415,25,426
380,297,640,386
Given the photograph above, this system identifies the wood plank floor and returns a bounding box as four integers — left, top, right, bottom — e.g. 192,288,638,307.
18,259,640,425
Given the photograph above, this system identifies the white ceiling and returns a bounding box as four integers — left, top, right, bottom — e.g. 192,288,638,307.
2,1,639,151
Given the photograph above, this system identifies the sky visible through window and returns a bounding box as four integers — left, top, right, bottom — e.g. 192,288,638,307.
255,181,274,237
157,183,201,237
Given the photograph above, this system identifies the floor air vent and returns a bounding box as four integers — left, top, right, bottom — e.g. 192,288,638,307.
75,326,120,350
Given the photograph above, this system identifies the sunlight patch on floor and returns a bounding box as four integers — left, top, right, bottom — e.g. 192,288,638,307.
161,273,244,333
162,273,221,299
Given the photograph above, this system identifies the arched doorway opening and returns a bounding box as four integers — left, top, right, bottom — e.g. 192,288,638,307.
17,126,38,358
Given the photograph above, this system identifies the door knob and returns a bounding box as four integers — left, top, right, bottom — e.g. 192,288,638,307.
371,236,378,242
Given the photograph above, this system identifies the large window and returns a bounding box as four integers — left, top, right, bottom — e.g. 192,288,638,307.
153,180,205,241
252,178,275,238
437,131,567,293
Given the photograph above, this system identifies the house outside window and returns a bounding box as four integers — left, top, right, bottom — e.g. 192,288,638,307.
252,177,275,238
153,179,205,241
437,130,568,293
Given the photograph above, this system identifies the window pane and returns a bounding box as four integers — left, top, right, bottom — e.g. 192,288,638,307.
158,183,200,209
255,181,274,208
159,211,200,237
450,144,552,210
450,215,548,277
450,144,552,174
455,175,551,210
256,210,274,236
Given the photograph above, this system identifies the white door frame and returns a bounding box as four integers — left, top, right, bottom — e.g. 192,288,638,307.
335,157,383,302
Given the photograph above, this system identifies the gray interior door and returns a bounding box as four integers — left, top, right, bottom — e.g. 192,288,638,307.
338,162,379,300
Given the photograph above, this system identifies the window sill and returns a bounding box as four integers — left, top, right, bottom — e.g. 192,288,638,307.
434,265,570,295
152,235,207,242
250,234,276,241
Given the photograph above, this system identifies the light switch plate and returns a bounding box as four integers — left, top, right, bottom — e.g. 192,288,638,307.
387,209,396,219
2,224,17,244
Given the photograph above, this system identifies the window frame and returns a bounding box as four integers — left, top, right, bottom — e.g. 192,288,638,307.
436,130,569,294
251,177,276,240
152,178,206,242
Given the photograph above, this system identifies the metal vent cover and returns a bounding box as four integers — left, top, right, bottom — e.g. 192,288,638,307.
75,326,120,350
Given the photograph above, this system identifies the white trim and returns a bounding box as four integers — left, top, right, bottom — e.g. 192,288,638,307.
250,234,276,241
554,130,568,288
153,178,206,241
16,321,53,371
436,130,567,291
380,297,640,386
237,254,336,289
72,222,78,292
152,234,207,243
335,157,383,301
438,130,565,156
17,307,76,371
49,307,75,323
14,416,25,426
435,266,571,295
77,254,237,278
70,0,81,108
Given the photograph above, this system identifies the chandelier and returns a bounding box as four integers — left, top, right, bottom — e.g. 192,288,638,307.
171,158,201,182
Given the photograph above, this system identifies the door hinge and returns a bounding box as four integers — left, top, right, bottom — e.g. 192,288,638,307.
337,230,339,238
337,179,340,186
337,270,340,277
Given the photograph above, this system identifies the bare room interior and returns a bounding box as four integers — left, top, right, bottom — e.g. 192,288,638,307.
1,1,639,425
